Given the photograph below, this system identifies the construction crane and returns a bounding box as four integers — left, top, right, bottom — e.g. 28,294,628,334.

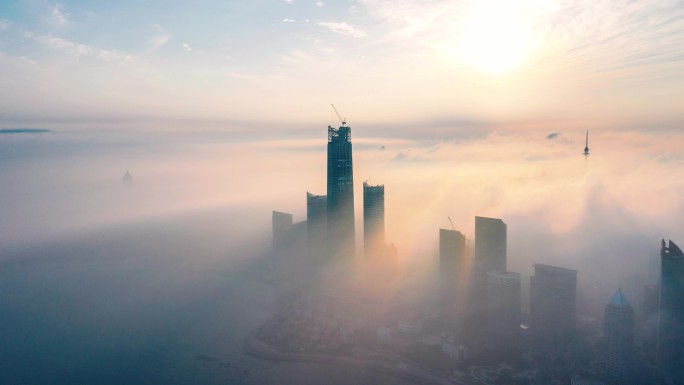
330,104,346,126
448,217,456,231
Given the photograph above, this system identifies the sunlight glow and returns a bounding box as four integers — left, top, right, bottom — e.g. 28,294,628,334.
458,1,540,74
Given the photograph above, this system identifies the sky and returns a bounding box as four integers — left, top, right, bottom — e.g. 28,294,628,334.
1,0,684,132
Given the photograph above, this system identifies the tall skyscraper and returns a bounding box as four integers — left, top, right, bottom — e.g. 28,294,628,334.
466,216,507,341
486,271,521,346
439,228,466,333
272,211,293,250
326,125,355,258
473,216,507,274
602,289,634,381
307,192,327,257
530,264,577,340
363,182,385,258
657,239,684,378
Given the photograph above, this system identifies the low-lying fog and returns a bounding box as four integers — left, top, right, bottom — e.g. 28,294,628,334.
0,126,682,384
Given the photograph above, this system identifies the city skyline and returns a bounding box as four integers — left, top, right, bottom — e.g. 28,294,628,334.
1,1,684,384
265,119,684,383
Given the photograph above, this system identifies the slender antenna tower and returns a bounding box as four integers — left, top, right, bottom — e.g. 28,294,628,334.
583,129,590,156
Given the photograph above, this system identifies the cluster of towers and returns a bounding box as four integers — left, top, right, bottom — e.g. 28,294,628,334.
272,121,393,262
271,118,684,384
438,218,576,350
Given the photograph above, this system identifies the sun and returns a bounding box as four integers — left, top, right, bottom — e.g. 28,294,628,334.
457,1,538,74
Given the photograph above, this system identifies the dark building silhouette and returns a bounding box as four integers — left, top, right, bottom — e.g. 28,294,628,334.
122,171,133,184
363,182,385,258
307,192,327,257
657,239,684,380
486,271,521,347
272,211,293,250
466,216,507,341
473,216,507,274
601,289,634,382
326,125,355,258
439,228,466,333
530,264,577,340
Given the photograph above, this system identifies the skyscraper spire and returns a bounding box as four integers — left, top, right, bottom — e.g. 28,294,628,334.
583,129,590,156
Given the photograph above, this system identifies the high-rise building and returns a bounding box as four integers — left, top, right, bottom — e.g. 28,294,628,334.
326,125,355,258
363,182,385,258
486,271,521,346
473,216,507,274
602,289,634,381
466,216,507,340
272,211,293,250
439,229,466,333
657,239,684,378
307,192,327,257
530,264,577,340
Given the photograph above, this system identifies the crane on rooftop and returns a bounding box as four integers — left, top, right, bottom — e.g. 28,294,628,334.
448,217,456,231
331,104,346,126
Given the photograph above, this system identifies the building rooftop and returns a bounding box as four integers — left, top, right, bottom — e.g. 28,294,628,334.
475,216,505,224
487,270,521,279
533,263,578,275
363,181,384,190
609,289,630,307
662,239,684,258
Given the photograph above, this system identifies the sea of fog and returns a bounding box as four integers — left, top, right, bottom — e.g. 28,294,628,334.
0,131,414,384
0,209,415,385
1,126,682,383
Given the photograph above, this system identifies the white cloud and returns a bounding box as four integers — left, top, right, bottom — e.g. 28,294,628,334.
48,3,69,27
182,43,192,52
34,33,132,62
316,1,324,7
0,19,11,30
285,0,293,3
40,34,93,55
282,18,296,23
318,22,367,38
149,24,170,51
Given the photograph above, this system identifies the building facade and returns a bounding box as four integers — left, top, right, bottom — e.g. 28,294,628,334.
657,239,684,379
486,271,521,346
326,125,355,258
363,182,385,258
439,228,466,334
602,289,634,381
306,192,327,257
530,264,577,341
467,216,507,341
473,216,507,274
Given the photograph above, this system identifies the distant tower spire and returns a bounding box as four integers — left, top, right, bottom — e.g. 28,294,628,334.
583,130,590,156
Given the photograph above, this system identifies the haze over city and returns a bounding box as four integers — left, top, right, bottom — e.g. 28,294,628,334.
1,1,684,385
